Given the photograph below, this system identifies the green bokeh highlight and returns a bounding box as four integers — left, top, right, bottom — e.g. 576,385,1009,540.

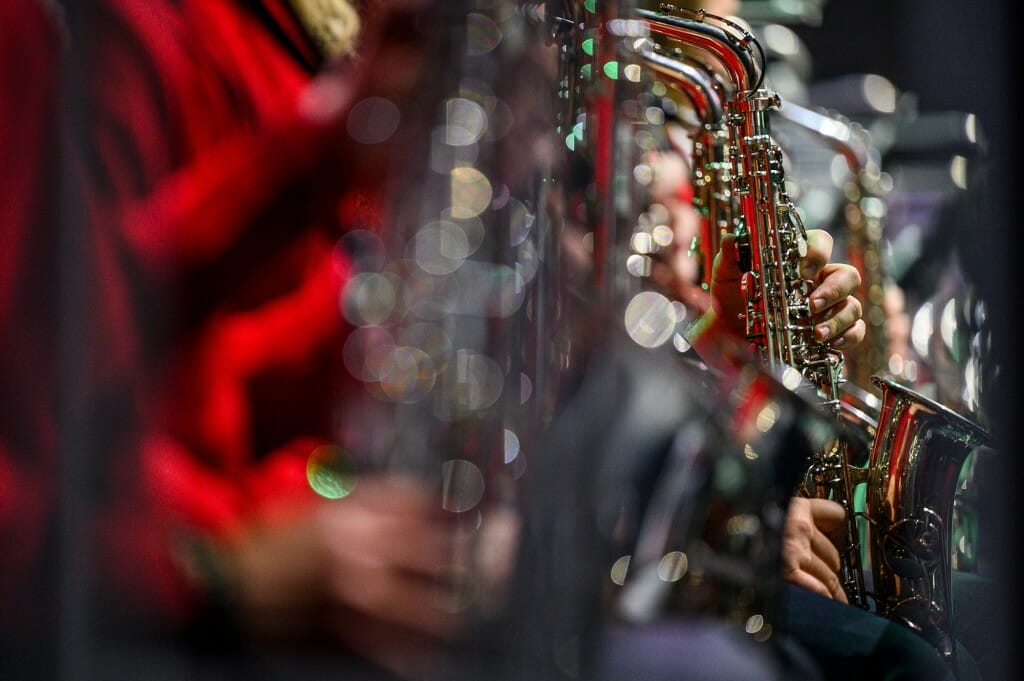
307,445,358,500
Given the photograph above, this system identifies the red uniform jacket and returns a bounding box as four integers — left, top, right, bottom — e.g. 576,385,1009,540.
0,0,61,635
78,0,377,621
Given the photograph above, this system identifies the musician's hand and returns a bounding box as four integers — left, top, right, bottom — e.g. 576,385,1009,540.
707,229,865,348
782,497,849,604
225,475,459,678
799,230,865,349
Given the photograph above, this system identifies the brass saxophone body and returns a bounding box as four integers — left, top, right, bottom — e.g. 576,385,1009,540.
729,91,872,609
767,95,993,673
637,8,994,671
867,376,991,665
641,4,868,608
774,102,892,391
640,47,733,290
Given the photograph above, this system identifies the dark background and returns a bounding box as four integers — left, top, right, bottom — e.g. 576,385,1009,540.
796,1,1021,677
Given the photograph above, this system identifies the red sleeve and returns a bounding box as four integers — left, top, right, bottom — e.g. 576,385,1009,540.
0,0,60,631
83,0,355,277
78,0,365,625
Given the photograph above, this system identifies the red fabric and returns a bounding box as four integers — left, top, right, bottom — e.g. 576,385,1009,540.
0,0,60,630
79,0,372,620
677,176,694,204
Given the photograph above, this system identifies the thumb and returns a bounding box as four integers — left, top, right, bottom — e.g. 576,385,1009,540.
712,233,743,284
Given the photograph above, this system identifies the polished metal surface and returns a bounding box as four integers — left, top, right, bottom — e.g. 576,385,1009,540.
866,376,991,667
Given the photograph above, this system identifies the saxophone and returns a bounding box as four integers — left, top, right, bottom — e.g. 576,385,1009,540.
772,102,893,391
639,46,733,291
640,4,869,608
866,376,991,667
639,7,994,671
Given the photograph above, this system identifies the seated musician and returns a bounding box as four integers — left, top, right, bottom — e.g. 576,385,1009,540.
647,90,972,681
72,1,457,678
67,0,966,680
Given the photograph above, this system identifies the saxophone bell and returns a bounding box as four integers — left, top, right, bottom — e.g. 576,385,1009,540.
866,375,992,666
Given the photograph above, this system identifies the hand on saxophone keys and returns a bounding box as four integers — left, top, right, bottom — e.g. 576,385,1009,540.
782,497,849,604
795,230,866,349
689,228,867,354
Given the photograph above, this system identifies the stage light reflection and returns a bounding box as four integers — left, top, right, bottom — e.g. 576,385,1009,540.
431,126,480,173
520,372,533,404
830,155,849,188
625,251,651,276
643,107,664,127
412,220,470,275
652,224,673,247
965,114,977,143
446,97,488,146
442,459,486,513
347,97,401,145
763,23,800,56
516,239,540,285
450,166,493,219
624,291,675,348
610,555,631,586
631,231,654,254
466,12,503,56
508,198,535,246
632,163,654,186
950,155,968,190
504,429,520,464
727,514,761,536
657,551,688,582
398,322,452,365
862,74,897,114
911,301,933,360
307,445,358,500
404,264,461,320
755,402,781,433
440,262,525,318
343,325,397,382
940,297,958,354
452,213,485,256
436,351,505,419
342,272,398,326
782,366,803,390
380,346,436,403
461,353,504,411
